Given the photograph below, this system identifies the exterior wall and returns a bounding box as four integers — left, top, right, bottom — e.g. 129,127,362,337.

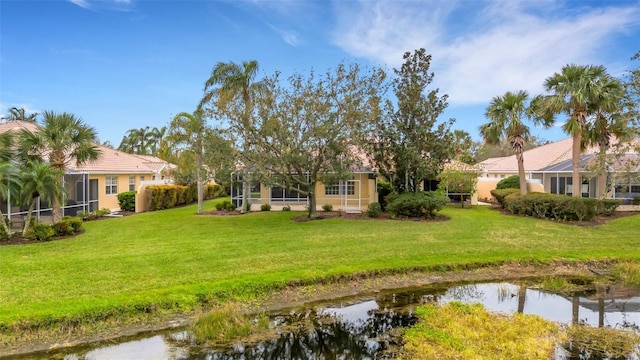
477,177,544,202
134,179,173,213
256,173,378,212
91,173,154,211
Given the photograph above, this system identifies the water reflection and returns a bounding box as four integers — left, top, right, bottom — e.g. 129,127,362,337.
12,281,640,360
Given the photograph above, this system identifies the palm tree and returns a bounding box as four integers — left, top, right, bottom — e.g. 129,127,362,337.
583,75,626,197
19,161,64,235
199,60,265,212
168,111,207,214
5,107,38,122
18,111,101,223
539,64,614,197
480,90,551,195
149,126,166,156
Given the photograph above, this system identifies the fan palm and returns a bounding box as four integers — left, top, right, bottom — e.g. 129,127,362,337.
481,90,552,195
539,64,613,197
199,60,265,212
18,111,101,223
19,161,64,235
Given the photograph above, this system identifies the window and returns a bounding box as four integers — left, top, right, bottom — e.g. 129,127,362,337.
140,176,145,182
551,176,572,195
105,176,118,195
325,182,355,196
129,176,136,191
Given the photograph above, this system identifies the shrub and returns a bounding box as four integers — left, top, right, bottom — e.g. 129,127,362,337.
282,205,291,212
633,196,640,206
25,224,55,241
216,200,237,211
260,204,271,211
61,216,83,232
496,175,521,190
491,188,519,208
377,181,393,211
322,204,333,212
117,191,136,211
597,199,620,216
502,193,602,222
366,202,382,218
386,191,449,219
51,221,74,236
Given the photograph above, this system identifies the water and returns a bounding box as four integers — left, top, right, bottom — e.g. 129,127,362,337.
8,281,640,360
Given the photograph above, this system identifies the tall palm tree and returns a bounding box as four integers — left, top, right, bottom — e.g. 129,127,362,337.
539,64,613,197
149,126,166,156
480,90,551,195
169,111,207,214
5,107,38,122
18,111,101,223
0,163,19,236
199,60,264,212
19,161,64,235
583,75,626,197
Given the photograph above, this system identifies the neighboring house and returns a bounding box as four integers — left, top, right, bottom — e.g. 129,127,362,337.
231,163,378,213
0,120,174,226
477,137,640,203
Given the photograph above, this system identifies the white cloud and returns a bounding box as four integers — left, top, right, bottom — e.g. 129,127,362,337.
267,23,301,47
332,1,640,105
68,0,133,11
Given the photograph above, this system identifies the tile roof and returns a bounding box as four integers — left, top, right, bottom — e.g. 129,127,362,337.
478,138,598,173
1,120,173,175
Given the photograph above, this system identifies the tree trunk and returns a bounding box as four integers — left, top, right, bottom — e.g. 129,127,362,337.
597,146,608,199
241,171,249,213
0,211,10,236
516,148,528,196
571,132,582,197
22,201,36,236
196,152,203,215
572,295,580,324
517,284,526,313
51,194,62,223
308,190,317,219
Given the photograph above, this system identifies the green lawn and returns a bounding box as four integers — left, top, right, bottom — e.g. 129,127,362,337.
1,200,639,331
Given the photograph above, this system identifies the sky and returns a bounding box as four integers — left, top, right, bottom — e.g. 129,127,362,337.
1,0,639,147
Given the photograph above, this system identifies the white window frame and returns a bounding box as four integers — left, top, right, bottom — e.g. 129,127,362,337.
129,176,136,191
106,176,118,195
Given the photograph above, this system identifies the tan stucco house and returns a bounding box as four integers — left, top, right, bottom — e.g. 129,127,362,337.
477,137,640,204
0,120,173,225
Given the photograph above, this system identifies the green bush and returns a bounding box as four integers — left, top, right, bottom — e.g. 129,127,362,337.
322,204,333,212
78,208,111,221
25,224,55,241
117,191,136,211
215,200,237,211
491,188,520,208
502,193,605,222
496,175,521,190
366,202,382,218
260,204,271,211
51,221,74,236
597,199,621,216
633,196,640,206
282,205,291,212
377,181,393,211
61,216,83,232
386,191,449,219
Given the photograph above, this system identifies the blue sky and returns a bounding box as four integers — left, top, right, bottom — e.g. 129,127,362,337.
1,0,639,147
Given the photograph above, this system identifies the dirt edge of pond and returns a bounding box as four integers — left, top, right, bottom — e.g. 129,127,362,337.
0,261,615,357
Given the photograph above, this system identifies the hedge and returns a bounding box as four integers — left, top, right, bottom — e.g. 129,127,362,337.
146,184,224,211
501,192,620,222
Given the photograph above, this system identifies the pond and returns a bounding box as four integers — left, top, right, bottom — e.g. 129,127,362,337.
8,280,640,360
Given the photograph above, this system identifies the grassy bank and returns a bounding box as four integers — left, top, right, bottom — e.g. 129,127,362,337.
1,200,639,334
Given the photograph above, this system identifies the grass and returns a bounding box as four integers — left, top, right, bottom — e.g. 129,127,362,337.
1,199,639,335
400,302,561,359
193,303,270,345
